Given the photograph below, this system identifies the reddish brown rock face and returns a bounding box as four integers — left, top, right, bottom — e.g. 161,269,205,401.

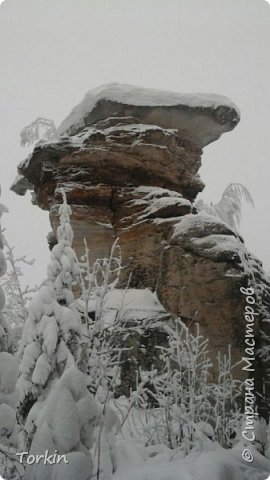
12,85,270,412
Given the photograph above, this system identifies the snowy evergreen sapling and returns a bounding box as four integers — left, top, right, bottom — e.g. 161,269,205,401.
17,193,82,426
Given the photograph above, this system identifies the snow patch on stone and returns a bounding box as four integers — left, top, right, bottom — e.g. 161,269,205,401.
171,213,236,240
58,83,240,135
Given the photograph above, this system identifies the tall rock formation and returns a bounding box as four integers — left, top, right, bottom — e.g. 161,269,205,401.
12,84,270,415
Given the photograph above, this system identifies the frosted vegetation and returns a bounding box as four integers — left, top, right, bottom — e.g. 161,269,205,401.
0,184,269,480
196,183,254,233
20,119,57,148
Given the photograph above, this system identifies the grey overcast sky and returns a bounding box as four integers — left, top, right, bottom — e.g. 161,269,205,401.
0,0,270,286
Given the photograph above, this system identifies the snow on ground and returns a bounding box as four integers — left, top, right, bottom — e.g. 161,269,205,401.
111,440,270,480
58,83,240,135
110,436,269,480
100,398,270,480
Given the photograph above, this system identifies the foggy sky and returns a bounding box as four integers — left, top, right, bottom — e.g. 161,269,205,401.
0,0,270,286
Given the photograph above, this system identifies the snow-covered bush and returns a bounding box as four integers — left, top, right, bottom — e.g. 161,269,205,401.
75,237,124,379
0,352,19,446
77,238,123,327
92,239,123,328
0,189,22,478
25,367,101,480
0,238,36,352
0,352,20,479
17,283,82,417
0,189,37,353
213,347,243,448
0,190,12,353
121,318,242,454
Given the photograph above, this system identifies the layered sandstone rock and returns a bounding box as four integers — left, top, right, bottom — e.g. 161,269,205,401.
12,84,270,412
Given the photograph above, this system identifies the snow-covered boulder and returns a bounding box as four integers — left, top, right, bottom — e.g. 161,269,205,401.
57,83,240,147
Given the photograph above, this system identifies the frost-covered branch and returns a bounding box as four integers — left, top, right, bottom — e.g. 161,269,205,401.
1,237,36,330
196,182,254,232
20,117,58,147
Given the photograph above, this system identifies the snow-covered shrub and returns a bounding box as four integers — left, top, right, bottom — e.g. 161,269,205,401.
85,329,122,401
0,188,37,353
0,352,20,480
0,352,19,444
0,238,36,352
0,190,22,478
212,346,243,448
92,239,123,328
77,238,123,328
76,237,124,378
18,286,81,418
0,191,12,353
24,367,101,480
122,318,242,454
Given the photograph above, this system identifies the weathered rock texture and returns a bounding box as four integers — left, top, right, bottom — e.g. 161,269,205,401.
12,84,270,414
